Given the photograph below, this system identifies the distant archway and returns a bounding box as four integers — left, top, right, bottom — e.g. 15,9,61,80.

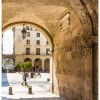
34,58,42,71
2,58,14,72
24,58,32,62
44,58,50,72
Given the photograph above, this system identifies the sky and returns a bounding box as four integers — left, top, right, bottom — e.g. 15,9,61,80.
3,29,13,54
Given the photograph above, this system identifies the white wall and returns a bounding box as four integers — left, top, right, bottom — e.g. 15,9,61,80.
14,26,51,55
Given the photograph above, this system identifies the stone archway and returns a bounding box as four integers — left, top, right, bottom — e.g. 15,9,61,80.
44,58,50,72
24,58,32,62
2,23,54,93
2,0,98,99
2,21,53,49
2,58,15,72
34,58,42,72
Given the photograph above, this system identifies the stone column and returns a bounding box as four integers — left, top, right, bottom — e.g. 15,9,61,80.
49,52,53,93
28,86,32,94
13,59,15,72
1,34,3,65
9,87,13,95
31,59,35,72
42,59,44,71
32,59,34,67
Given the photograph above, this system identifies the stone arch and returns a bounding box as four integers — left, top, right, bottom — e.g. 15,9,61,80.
2,1,98,99
24,58,32,62
2,21,53,50
2,21,54,92
44,58,50,72
2,57,15,63
2,58,15,71
34,58,42,71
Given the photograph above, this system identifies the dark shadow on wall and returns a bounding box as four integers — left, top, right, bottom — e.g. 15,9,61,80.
2,73,9,87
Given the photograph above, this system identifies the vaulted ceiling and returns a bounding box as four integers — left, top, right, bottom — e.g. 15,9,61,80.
2,0,98,36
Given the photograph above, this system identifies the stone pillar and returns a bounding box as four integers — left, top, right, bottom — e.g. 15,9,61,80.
2,34,3,54
13,59,15,72
13,59,15,66
42,59,44,71
50,54,53,93
9,87,12,95
28,86,32,94
1,34,3,66
32,59,34,67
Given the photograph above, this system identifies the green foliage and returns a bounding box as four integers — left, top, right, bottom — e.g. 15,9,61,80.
14,62,21,71
3,58,13,65
15,61,32,71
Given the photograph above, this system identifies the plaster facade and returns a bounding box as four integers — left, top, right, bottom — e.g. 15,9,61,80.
13,26,51,71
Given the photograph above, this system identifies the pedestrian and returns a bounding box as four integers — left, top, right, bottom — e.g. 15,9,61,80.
21,70,29,87
39,68,42,72
32,66,35,72
37,72,41,78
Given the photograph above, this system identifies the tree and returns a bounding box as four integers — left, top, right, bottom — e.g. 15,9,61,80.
15,61,32,72
21,61,32,71
14,62,21,72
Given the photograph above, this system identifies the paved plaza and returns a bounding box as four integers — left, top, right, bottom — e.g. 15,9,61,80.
2,73,65,100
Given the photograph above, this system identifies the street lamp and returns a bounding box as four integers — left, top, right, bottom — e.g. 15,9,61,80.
21,24,27,39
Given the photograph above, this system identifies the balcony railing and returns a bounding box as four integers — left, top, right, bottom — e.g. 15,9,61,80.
21,52,50,56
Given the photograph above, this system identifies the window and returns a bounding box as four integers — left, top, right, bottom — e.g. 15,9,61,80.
36,48,40,55
26,26,29,30
46,41,49,45
37,33,40,37
46,48,50,55
26,40,30,44
26,48,30,55
26,26,32,30
27,32,30,37
36,40,40,45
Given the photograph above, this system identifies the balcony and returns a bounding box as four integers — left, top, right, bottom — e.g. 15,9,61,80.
22,52,50,56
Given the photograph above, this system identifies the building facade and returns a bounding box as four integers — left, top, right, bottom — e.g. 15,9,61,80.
13,26,51,72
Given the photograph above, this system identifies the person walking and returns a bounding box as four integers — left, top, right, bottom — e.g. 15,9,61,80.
21,70,29,87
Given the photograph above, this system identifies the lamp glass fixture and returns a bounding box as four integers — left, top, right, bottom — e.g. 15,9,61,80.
21,24,27,39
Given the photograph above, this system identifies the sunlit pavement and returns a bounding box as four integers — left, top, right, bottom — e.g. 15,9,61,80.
2,73,65,100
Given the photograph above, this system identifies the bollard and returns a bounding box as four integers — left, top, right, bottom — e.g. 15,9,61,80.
28,86,32,94
9,87,12,95
31,73,33,78
47,78,50,81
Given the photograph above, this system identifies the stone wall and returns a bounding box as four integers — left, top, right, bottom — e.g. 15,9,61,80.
53,7,94,100
92,43,98,100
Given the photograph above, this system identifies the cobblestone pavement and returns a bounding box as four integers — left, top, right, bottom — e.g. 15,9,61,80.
2,73,65,100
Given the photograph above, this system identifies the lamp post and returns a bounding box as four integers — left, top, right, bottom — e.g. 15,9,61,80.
21,24,27,39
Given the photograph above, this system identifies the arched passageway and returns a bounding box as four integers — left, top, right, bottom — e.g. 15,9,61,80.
44,58,50,72
24,58,32,62
2,58,15,72
2,0,98,100
34,58,42,72
2,24,53,93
